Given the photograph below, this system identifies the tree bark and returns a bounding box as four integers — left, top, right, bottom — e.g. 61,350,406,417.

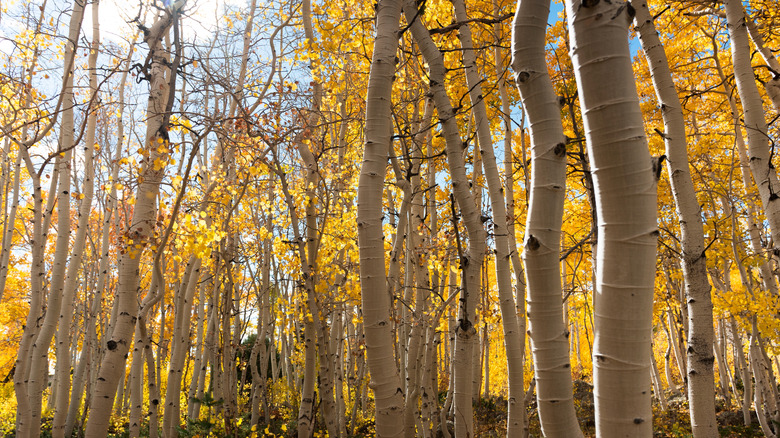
632,1,717,434
356,0,406,434
449,0,526,435
565,0,658,435
512,0,582,435
724,0,780,248
402,1,488,434
85,8,179,436
52,1,100,434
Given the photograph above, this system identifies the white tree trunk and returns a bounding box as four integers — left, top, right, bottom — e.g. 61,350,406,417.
162,257,202,437
451,0,526,434
512,0,582,435
52,2,100,434
85,9,178,436
725,0,780,247
744,14,780,112
632,1,717,435
402,1,487,434
565,0,658,435
356,0,406,434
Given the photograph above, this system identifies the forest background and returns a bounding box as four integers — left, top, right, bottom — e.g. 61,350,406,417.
1,0,780,436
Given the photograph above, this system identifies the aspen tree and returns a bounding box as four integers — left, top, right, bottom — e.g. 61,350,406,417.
5,4,50,433
85,5,181,435
632,0,717,434
565,0,657,435
498,22,530,434
749,319,777,437
63,30,135,436
300,1,340,432
724,0,780,247
7,28,74,428
356,0,406,434
26,1,85,433
744,14,780,113
250,204,274,429
51,1,100,435
266,138,333,436
403,0,488,433
402,100,434,436
709,31,780,297
0,146,21,303
450,0,526,434
512,0,582,435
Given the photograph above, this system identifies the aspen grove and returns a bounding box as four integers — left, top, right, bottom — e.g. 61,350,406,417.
2,0,780,436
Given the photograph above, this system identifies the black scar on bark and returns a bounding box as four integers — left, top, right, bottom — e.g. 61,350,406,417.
554,143,566,157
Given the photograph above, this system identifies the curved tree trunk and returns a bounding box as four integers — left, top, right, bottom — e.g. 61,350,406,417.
356,0,405,434
25,3,85,434
52,2,100,435
450,1,526,435
85,9,178,436
512,0,582,435
402,1,487,434
725,0,780,247
631,1,717,435
565,0,658,435
744,14,780,112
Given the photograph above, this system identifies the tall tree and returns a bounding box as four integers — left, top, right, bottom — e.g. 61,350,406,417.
85,5,182,435
632,1,717,435
356,0,405,435
565,0,658,435
724,0,780,246
450,0,526,435
402,1,487,434
512,0,582,435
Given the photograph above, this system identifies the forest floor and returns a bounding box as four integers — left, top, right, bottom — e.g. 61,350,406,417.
13,380,769,437
474,380,767,437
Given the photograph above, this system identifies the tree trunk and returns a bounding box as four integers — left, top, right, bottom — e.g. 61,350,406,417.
52,2,100,434
744,13,780,112
724,0,780,248
162,257,202,437
402,2,488,434
85,9,179,436
356,0,406,434
565,0,658,435
449,0,527,434
632,1,717,434
512,0,582,435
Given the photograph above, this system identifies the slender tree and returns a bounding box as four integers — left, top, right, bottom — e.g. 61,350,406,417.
85,5,182,435
632,0,717,435
565,0,658,435
356,0,405,434
512,0,582,435
724,0,780,246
